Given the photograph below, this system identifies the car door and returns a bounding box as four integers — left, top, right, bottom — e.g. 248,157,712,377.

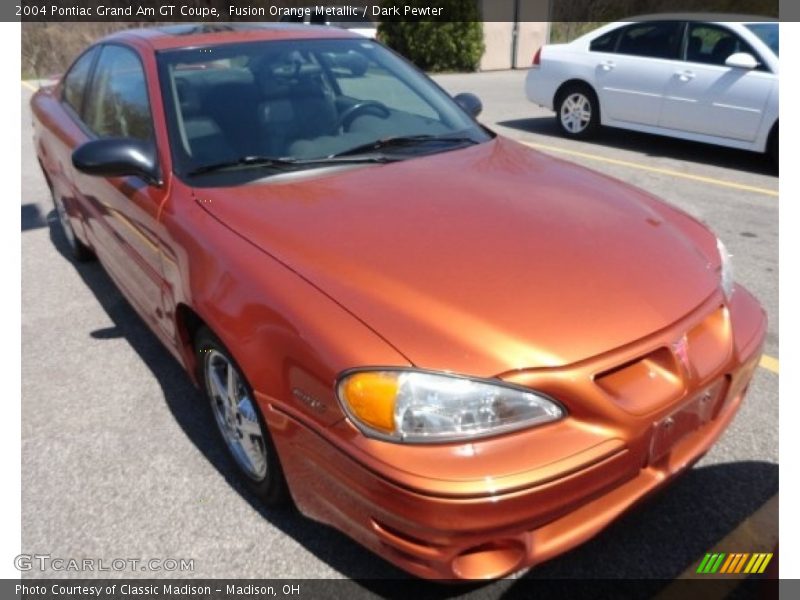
71,44,168,330
39,47,99,247
659,22,775,142
591,21,684,126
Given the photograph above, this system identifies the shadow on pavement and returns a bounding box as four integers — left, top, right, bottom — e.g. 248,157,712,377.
511,460,777,580
22,203,47,231
45,213,777,596
497,117,777,177
44,211,414,583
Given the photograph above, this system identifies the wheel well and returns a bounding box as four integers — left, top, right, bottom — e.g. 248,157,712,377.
175,303,207,383
553,79,597,109
768,120,778,143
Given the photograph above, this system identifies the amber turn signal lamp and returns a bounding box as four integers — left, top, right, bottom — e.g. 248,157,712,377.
340,372,398,434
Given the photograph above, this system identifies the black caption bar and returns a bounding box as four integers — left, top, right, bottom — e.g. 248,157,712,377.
3,578,781,600
4,0,782,23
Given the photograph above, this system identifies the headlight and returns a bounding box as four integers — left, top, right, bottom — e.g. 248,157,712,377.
337,370,565,443
717,238,734,300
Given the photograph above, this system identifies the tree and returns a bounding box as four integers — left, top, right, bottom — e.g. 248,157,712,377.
378,0,485,72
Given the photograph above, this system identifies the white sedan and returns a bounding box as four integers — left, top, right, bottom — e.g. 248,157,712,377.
525,17,779,159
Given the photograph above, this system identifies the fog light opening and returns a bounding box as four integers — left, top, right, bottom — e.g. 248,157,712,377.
451,540,526,579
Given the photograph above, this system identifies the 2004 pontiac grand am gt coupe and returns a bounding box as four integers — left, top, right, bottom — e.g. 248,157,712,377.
32,24,766,580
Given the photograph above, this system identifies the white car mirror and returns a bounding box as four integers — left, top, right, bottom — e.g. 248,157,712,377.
725,52,760,69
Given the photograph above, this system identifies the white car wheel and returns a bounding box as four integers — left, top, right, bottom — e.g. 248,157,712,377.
556,86,600,138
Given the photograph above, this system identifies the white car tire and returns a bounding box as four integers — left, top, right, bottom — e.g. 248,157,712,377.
555,84,600,139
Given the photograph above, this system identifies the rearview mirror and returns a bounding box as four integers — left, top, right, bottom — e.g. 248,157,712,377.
725,52,759,70
454,92,483,118
72,138,161,186
336,52,369,76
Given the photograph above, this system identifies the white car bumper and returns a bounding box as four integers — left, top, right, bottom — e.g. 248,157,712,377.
525,67,560,111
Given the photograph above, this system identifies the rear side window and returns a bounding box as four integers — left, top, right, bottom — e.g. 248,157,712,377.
84,45,154,141
590,30,619,53
616,21,683,59
62,48,97,115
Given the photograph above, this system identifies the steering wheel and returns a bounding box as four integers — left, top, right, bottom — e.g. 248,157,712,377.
336,101,391,132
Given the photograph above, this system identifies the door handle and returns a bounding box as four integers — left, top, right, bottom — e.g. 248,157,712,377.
676,70,695,81
600,60,615,71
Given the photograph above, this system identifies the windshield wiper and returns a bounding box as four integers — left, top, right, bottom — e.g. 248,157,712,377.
187,154,395,177
188,156,297,176
330,134,480,158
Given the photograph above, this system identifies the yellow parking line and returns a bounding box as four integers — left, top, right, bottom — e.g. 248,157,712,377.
760,355,779,374
21,80,36,91
685,494,777,578
654,494,777,600
521,141,778,198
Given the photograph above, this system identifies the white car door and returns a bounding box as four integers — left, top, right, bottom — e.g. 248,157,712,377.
659,23,775,142
592,21,684,126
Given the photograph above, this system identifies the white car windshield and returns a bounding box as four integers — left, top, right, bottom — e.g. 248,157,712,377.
745,23,779,56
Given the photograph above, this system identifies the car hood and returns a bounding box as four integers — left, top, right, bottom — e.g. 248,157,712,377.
195,137,720,376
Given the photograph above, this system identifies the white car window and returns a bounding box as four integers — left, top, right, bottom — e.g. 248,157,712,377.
686,23,767,70
589,29,620,53
745,23,778,56
616,21,683,60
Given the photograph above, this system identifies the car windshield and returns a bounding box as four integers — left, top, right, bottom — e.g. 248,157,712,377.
745,23,778,56
156,38,490,182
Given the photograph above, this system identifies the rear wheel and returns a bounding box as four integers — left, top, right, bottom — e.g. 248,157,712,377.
52,191,94,261
555,84,600,139
196,327,289,506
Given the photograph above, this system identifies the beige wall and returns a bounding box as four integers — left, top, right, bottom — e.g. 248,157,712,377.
478,0,549,71
480,21,550,71
480,22,514,71
514,22,550,69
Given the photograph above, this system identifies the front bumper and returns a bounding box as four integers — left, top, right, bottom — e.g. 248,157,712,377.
263,286,766,579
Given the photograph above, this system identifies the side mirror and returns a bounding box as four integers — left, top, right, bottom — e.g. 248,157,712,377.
454,92,483,118
72,138,160,186
725,52,759,70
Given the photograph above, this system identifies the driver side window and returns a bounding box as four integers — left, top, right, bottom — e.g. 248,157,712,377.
62,47,98,116
84,45,154,141
686,23,762,68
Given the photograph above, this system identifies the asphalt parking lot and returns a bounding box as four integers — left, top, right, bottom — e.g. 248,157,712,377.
21,68,778,591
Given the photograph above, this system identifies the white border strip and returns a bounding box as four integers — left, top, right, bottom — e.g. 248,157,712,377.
3,20,22,580
779,21,796,580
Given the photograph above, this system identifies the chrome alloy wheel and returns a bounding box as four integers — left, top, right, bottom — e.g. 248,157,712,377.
560,92,592,134
205,349,268,481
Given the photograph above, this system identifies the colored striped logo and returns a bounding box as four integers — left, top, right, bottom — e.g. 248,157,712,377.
696,552,773,574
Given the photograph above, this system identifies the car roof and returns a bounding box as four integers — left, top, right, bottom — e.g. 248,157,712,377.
573,15,776,44
613,13,776,23
102,23,359,52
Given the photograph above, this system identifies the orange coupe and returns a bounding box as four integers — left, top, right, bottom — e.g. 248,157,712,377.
31,24,766,579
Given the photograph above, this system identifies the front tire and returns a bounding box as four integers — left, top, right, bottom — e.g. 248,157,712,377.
555,84,600,139
196,327,289,506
